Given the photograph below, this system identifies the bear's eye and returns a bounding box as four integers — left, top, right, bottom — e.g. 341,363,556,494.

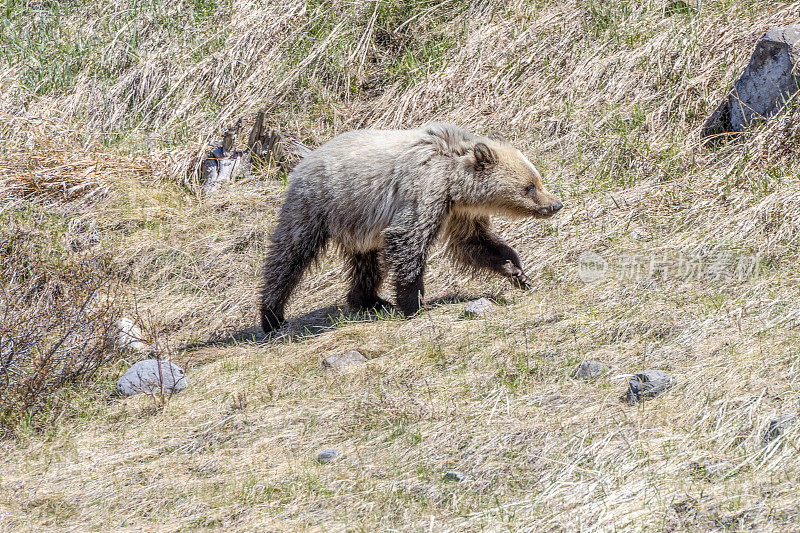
525,184,537,196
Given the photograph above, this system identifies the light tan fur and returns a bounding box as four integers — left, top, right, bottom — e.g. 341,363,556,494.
259,122,562,332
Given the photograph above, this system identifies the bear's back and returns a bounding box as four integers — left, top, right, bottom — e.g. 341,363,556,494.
283,124,474,252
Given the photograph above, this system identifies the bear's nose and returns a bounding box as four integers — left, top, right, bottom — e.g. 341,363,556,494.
551,201,563,213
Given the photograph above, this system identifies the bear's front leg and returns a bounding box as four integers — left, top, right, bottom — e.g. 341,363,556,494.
502,260,532,290
446,215,532,290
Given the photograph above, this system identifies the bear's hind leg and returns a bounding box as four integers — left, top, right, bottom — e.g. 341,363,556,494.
346,250,390,312
260,219,328,333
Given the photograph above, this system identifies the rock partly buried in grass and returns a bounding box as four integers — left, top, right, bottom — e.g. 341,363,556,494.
689,460,729,480
702,26,800,142
763,414,797,443
625,370,674,405
116,359,188,397
317,449,339,464
322,350,367,372
443,470,467,482
574,360,608,379
113,317,150,353
463,298,493,318
0,335,13,359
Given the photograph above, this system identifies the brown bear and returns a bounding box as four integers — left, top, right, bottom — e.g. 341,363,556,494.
259,122,562,333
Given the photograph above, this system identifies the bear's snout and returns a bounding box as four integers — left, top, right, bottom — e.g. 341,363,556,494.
537,201,562,217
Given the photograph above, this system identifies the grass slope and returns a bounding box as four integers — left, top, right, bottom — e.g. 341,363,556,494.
3,0,800,530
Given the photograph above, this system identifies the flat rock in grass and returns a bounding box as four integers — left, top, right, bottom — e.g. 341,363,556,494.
113,317,150,353
317,449,339,464
116,359,188,397
703,26,800,140
763,414,797,443
574,360,608,379
463,298,493,318
625,369,674,405
443,470,467,482
322,350,366,371
689,460,729,480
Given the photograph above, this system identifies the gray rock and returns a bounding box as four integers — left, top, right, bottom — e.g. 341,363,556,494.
464,298,493,318
113,317,150,353
703,26,800,140
529,393,564,407
688,460,729,480
443,470,467,482
574,360,607,379
317,449,339,464
540,347,560,359
116,359,188,396
763,414,797,443
1,336,13,359
625,369,674,405
322,350,367,371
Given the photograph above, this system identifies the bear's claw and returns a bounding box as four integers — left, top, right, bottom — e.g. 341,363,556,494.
510,272,532,290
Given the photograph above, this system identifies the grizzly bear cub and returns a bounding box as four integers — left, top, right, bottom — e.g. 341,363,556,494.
259,122,562,333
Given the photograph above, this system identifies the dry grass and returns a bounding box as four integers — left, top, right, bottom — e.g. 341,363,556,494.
3,0,800,530
0,221,122,435
0,113,151,204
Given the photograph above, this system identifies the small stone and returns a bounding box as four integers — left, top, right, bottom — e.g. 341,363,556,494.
113,317,150,353
0,336,13,359
464,298,493,318
763,414,796,443
574,360,607,379
317,449,339,464
540,347,560,359
529,393,563,407
688,460,728,480
116,359,188,397
443,470,467,482
322,350,367,371
625,369,674,405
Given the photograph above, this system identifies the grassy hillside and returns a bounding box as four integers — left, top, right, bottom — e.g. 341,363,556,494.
3,0,800,530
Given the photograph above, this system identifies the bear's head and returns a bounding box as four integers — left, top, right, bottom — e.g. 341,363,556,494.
464,136,562,219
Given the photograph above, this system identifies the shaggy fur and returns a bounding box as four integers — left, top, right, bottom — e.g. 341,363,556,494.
260,123,562,333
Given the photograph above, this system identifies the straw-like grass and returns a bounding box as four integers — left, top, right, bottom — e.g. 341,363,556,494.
3,0,800,530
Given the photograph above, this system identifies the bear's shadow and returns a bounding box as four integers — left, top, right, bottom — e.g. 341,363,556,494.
191,292,494,350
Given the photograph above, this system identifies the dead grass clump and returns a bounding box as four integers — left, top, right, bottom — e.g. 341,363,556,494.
0,113,156,203
0,224,122,435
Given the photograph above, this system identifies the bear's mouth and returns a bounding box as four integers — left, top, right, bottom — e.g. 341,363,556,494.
497,200,563,220
533,202,563,218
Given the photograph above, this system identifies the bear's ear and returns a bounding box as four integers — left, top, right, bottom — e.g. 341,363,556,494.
473,142,496,171
487,131,507,142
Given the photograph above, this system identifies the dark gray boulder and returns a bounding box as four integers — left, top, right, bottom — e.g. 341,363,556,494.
116,359,188,396
625,369,674,405
703,26,800,141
